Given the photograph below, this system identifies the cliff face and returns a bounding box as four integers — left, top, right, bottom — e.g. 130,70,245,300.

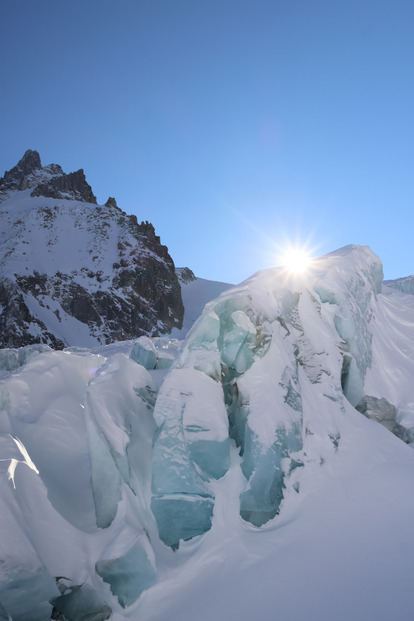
30,168,97,204
0,151,183,348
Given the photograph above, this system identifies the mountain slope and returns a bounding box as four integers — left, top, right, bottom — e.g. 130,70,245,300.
0,151,183,347
174,268,233,337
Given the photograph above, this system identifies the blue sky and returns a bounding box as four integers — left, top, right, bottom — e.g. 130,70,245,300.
1,0,413,283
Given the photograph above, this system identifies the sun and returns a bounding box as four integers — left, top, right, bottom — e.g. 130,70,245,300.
280,246,312,274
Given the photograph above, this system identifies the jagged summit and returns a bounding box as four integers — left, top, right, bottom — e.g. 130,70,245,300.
176,266,196,284
0,150,96,204
7,149,41,178
0,149,42,197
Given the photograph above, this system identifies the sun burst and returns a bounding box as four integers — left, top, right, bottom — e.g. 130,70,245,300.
280,246,313,274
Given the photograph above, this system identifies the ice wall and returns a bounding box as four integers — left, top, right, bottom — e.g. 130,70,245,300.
0,349,158,618
150,245,384,544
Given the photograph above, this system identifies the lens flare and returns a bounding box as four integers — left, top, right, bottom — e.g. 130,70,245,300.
280,246,313,274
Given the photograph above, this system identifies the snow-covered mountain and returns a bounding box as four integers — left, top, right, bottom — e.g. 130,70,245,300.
1,244,414,621
0,150,184,348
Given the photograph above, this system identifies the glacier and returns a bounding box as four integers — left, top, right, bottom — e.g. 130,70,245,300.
1,245,414,620
150,244,386,538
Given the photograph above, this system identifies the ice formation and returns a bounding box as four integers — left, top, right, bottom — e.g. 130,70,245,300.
1,245,414,620
0,349,158,618
150,245,387,539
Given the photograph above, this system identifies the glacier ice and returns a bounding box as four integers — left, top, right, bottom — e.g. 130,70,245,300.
151,495,214,550
86,412,123,528
130,336,158,370
150,245,386,541
151,367,228,546
0,343,51,373
219,309,257,374
0,350,108,531
341,354,365,407
95,535,156,608
85,354,158,529
130,336,181,371
0,450,72,621
0,347,160,613
0,568,58,621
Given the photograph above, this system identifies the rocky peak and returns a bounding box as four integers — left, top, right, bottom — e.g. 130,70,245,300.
105,196,118,209
0,149,42,197
136,219,158,240
12,149,42,177
0,151,98,204
176,267,196,284
42,163,64,176
31,168,97,204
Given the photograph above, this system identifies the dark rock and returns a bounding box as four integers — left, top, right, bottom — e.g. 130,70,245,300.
105,196,118,208
177,267,196,284
5,149,41,181
0,226,183,348
137,220,159,241
0,278,65,349
355,395,414,444
51,582,111,621
356,395,397,431
0,149,41,196
392,422,414,444
60,284,102,324
42,163,64,177
31,169,97,204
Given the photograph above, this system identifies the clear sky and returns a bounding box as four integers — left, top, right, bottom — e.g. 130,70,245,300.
1,0,413,284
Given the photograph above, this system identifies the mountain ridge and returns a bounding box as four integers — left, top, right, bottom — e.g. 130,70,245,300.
0,151,184,348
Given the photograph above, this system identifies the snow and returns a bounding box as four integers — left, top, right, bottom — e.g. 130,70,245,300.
0,192,130,288
1,244,414,620
24,291,102,348
170,274,233,337
131,423,414,621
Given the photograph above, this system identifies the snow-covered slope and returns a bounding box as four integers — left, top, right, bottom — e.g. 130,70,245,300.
0,151,183,348
385,273,414,295
174,268,233,337
1,245,414,621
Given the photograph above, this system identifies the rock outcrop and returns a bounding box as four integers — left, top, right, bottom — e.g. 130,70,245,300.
105,196,118,208
0,149,42,198
1,149,41,183
31,168,97,203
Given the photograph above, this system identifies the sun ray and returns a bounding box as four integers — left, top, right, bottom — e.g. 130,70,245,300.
280,246,313,274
